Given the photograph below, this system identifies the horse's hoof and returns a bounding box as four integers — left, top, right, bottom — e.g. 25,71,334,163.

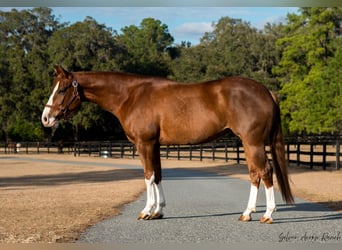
238,214,251,222
149,212,164,220
144,212,164,220
137,212,163,220
260,216,273,224
137,213,150,220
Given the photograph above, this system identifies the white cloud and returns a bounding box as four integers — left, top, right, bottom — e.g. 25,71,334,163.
175,22,213,34
172,22,214,43
255,15,287,30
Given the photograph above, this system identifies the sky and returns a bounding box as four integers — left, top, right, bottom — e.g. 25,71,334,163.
50,7,298,44
0,7,298,45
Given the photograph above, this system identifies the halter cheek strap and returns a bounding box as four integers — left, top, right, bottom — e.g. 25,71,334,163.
45,80,81,116
61,80,80,113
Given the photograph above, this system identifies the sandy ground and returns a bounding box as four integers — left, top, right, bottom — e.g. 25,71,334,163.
0,154,341,243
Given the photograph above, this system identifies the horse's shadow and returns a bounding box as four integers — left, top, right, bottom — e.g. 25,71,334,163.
161,203,342,223
163,211,242,220
271,202,342,224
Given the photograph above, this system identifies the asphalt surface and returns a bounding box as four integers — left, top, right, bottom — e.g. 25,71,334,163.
78,167,342,243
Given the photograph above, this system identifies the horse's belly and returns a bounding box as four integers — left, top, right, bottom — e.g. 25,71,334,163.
159,117,227,145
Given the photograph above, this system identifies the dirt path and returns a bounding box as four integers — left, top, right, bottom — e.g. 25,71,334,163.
0,155,145,243
0,154,341,243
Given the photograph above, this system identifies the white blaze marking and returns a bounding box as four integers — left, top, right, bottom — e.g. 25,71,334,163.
41,82,59,127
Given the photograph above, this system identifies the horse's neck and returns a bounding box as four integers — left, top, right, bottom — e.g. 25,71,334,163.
74,72,129,116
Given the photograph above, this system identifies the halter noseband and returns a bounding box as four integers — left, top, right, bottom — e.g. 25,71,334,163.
45,79,81,118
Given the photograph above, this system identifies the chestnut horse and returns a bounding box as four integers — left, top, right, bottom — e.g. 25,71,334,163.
42,66,294,223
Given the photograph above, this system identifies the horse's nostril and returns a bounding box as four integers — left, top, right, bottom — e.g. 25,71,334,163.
43,116,48,123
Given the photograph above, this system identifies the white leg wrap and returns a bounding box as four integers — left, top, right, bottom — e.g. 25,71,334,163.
141,173,155,215
140,172,166,218
263,186,276,218
243,184,258,216
153,182,166,215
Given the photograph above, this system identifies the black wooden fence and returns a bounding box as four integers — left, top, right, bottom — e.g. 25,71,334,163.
1,135,341,170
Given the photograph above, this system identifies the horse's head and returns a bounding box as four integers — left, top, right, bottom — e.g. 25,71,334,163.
41,66,82,128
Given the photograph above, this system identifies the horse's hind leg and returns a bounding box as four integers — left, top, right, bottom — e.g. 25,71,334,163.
239,177,260,222
240,144,276,223
259,159,276,224
239,147,260,222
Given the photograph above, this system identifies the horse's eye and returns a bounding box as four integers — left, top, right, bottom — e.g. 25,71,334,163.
58,88,67,95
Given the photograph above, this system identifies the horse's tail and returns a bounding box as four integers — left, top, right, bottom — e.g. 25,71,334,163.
269,91,294,204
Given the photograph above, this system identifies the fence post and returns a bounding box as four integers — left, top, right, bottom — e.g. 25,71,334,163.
322,142,327,170
189,145,193,161
212,141,216,161
177,145,180,160
109,142,112,158
200,144,203,161
336,139,340,170
296,143,300,166
225,141,228,162
236,142,240,164
120,143,124,158
310,142,314,169
166,145,169,159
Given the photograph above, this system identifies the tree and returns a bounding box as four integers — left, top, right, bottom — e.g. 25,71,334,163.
48,16,122,71
274,7,342,134
0,8,59,141
118,18,174,76
47,17,126,140
171,17,282,90
170,44,210,83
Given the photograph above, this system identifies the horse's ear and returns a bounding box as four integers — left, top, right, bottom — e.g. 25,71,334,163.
54,65,69,78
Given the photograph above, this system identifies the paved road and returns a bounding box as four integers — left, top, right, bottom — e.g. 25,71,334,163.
78,167,342,243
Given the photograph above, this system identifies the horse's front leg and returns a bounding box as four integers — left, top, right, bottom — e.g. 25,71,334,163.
136,140,166,220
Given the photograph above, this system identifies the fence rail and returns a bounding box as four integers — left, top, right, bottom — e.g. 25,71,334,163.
1,136,340,170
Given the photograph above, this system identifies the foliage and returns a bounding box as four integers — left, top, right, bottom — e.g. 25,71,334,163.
0,8,59,141
118,18,174,76
273,7,342,134
171,18,283,90
0,7,341,141
48,16,122,71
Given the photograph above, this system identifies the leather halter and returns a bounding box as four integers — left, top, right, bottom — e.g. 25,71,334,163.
45,80,81,118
